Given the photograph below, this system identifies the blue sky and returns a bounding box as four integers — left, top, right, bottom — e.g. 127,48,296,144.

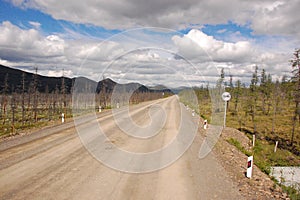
0,0,253,42
0,0,299,86
0,1,63,33
0,0,121,39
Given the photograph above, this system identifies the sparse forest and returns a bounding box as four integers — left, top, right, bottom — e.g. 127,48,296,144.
0,69,72,137
195,70,299,152
0,67,172,138
180,49,300,163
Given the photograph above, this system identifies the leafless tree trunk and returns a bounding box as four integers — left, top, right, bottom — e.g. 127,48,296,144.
33,67,38,122
2,73,8,125
249,66,258,134
44,85,51,121
61,72,67,121
21,72,26,126
53,85,59,118
11,91,16,135
27,82,32,123
272,80,280,133
234,80,242,114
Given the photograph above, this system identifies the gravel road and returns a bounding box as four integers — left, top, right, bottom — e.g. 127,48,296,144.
0,96,244,200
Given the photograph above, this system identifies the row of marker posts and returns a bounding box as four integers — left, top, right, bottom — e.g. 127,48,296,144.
98,103,119,113
60,104,106,123
60,104,119,124
185,92,255,178
60,105,105,124
186,92,280,179
222,92,254,179
247,133,278,178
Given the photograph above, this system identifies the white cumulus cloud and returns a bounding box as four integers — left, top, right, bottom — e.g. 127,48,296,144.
173,29,256,63
7,0,300,38
0,20,294,87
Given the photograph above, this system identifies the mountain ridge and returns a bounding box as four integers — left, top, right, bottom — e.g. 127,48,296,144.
0,65,172,94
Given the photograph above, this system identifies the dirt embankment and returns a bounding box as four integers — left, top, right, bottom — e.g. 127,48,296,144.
213,127,289,199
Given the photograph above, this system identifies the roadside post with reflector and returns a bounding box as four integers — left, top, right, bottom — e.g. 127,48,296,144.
203,119,208,129
246,156,253,178
61,113,65,123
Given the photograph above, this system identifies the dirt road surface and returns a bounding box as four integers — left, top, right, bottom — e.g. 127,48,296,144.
0,96,244,200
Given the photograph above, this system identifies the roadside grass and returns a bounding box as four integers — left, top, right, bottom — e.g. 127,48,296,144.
0,116,61,138
270,177,300,200
0,107,77,138
225,137,300,174
226,134,300,199
226,132,300,199
227,138,252,157
281,185,300,200
226,100,300,155
191,95,300,159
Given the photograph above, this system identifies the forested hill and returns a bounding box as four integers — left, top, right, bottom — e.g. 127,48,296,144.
0,65,73,93
0,65,172,94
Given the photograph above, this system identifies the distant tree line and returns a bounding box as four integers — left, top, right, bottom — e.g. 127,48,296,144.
0,69,172,137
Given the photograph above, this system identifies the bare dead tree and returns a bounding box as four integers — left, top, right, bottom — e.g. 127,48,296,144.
249,66,259,134
260,68,267,114
2,73,9,125
53,85,59,117
33,67,38,122
61,70,67,120
101,76,107,108
11,88,16,135
44,85,51,121
272,80,281,134
266,74,273,115
234,79,242,114
21,72,26,126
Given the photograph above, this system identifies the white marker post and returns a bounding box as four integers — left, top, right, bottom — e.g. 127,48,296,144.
99,106,102,113
61,113,65,123
252,135,256,147
246,156,253,178
222,92,231,127
203,119,208,130
274,141,278,153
